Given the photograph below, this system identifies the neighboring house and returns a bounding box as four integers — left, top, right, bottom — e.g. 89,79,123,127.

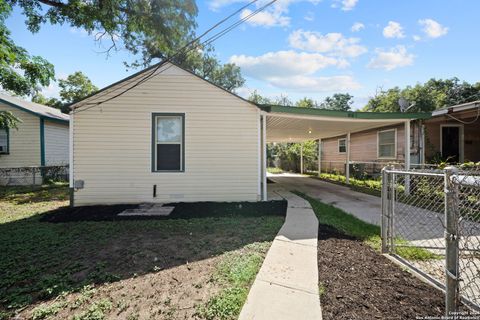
0,93,69,185
319,100,480,175
424,101,480,163
69,61,426,206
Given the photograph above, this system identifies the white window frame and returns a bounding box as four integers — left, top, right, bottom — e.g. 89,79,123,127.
338,138,346,154
440,124,464,163
152,113,185,173
0,128,9,154
377,128,397,160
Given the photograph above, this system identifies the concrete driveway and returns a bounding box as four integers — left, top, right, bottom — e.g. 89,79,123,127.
267,173,382,226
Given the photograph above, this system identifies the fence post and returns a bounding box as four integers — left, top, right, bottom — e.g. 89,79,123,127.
444,166,459,317
381,166,389,253
389,165,396,254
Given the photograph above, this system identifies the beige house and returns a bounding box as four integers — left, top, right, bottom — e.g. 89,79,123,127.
69,62,428,206
0,94,69,168
319,100,480,176
0,94,69,185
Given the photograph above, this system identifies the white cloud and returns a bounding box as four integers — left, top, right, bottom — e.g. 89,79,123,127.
268,75,360,92
208,0,321,28
304,11,315,21
382,21,405,39
230,50,345,78
351,22,365,32
413,35,421,41
230,50,360,92
208,0,244,11
419,19,448,38
368,45,414,71
235,86,254,98
288,29,367,58
332,0,358,11
240,8,290,27
70,27,90,37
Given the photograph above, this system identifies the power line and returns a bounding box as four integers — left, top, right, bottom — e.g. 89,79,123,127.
72,0,277,113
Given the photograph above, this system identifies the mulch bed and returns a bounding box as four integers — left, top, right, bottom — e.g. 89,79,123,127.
40,200,287,223
318,223,445,320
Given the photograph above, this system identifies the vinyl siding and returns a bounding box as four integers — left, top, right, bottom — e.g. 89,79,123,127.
44,120,69,165
0,103,40,167
321,124,405,173
73,63,260,206
424,110,480,162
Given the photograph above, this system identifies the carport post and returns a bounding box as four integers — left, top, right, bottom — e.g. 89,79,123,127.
300,143,304,174
318,139,322,176
346,132,351,184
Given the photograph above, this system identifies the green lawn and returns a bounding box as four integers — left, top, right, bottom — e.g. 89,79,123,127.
296,192,439,261
0,185,284,320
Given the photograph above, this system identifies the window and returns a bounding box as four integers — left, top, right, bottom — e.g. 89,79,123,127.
0,128,8,154
152,114,185,172
338,138,346,153
378,129,396,159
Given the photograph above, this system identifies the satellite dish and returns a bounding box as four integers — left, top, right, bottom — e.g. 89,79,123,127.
398,97,409,112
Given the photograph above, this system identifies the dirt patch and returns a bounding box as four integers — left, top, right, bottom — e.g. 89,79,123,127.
317,223,445,320
19,256,221,320
40,200,287,223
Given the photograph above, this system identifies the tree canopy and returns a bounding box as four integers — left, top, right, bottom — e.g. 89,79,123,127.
0,0,55,97
319,93,353,111
33,71,98,113
364,78,480,112
3,0,245,111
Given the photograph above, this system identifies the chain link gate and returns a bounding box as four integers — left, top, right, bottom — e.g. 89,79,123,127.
381,166,480,317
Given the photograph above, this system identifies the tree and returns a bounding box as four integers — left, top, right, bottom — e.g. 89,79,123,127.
0,110,20,129
58,72,98,105
320,93,353,111
33,71,98,113
296,97,317,108
181,46,244,92
363,78,480,112
32,92,62,108
8,0,197,63
0,1,55,96
248,90,272,105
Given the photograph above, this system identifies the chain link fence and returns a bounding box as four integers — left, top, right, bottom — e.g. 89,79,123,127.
382,166,480,316
0,165,68,186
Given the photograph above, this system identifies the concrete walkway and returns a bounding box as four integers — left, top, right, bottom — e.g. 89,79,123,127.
239,185,322,320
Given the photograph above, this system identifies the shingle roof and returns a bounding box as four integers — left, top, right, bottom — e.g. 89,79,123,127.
0,93,69,123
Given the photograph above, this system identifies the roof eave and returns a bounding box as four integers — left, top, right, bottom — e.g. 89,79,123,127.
258,104,432,120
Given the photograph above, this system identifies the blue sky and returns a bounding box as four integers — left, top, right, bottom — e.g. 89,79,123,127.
7,0,480,109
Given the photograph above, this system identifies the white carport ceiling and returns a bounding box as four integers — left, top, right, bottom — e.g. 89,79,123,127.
261,105,431,143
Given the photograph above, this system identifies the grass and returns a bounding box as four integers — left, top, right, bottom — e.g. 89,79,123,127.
0,185,284,319
267,167,284,174
295,192,440,261
197,242,270,320
311,172,382,196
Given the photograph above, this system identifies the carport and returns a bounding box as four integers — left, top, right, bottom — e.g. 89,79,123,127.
257,105,431,200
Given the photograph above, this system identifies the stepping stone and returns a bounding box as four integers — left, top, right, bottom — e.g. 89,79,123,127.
118,204,174,216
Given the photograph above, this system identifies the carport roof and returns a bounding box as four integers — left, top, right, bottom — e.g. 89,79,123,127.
258,104,431,143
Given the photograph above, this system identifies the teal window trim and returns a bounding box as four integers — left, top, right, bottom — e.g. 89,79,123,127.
151,113,185,173
0,127,9,154
40,118,45,166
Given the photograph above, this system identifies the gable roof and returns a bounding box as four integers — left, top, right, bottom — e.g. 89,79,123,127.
67,60,257,111
0,93,69,123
